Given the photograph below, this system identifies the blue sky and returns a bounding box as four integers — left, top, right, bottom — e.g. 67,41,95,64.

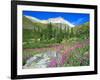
23,11,89,26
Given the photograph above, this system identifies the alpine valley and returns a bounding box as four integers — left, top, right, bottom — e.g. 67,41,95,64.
22,15,90,69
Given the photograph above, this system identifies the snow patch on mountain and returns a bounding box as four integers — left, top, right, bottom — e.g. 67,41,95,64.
48,16,75,27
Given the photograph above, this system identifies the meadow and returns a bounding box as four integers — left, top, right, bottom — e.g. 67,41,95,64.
22,15,90,68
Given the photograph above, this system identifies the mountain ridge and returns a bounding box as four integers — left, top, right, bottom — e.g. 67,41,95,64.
24,15,75,27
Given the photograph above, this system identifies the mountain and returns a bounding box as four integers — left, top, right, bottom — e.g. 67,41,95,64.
24,15,75,27
48,17,75,27
23,16,47,30
25,15,48,24
25,15,41,22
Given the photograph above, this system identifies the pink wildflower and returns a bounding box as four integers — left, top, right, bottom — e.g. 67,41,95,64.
60,54,67,65
48,58,57,67
69,47,75,51
75,44,82,48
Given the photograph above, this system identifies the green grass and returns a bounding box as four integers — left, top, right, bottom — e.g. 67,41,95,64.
23,38,59,49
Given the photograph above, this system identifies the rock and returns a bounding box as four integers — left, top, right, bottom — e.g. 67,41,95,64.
23,50,62,69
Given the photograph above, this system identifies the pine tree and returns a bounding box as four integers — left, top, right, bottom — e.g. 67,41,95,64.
47,22,53,40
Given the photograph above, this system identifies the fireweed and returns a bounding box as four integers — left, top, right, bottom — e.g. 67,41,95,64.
48,58,57,67
48,41,89,67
